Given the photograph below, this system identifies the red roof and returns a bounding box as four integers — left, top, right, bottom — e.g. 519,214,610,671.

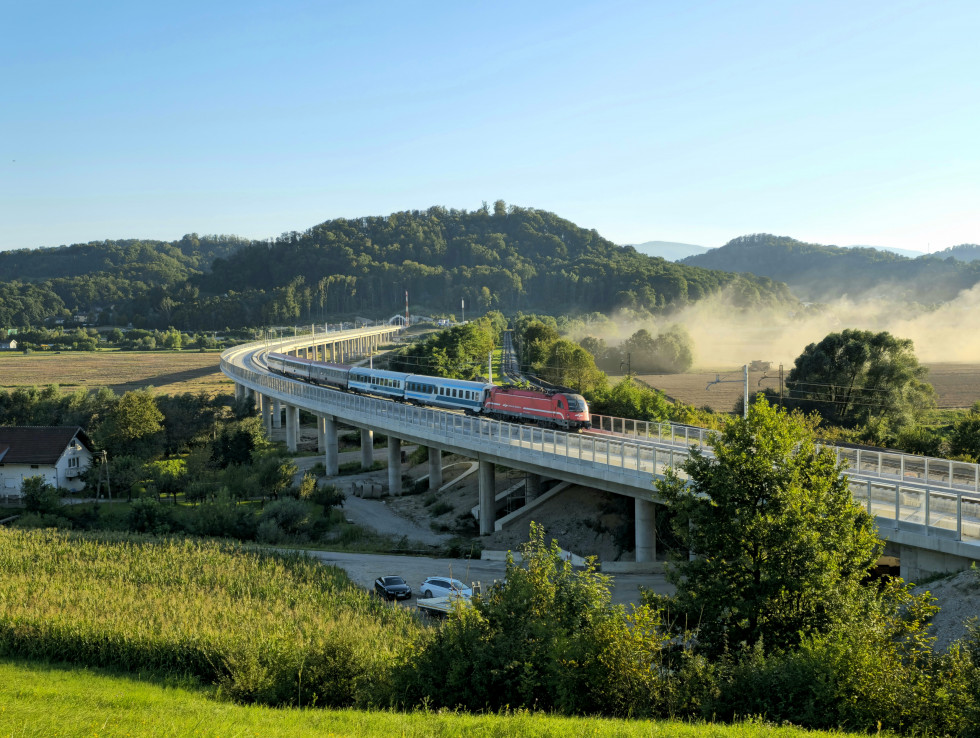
0,426,93,465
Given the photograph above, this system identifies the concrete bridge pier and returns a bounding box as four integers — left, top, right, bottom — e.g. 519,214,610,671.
234,383,244,403
285,404,300,453
526,473,543,502
428,447,443,490
272,399,282,429
388,437,402,496
316,415,326,452
323,416,339,476
360,429,374,470
261,395,273,435
635,498,657,563
479,460,495,535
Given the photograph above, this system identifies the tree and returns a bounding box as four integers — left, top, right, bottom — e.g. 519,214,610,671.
950,401,980,461
654,397,881,657
21,475,61,514
96,389,165,458
786,329,934,428
540,339,606,394
402,522,675,716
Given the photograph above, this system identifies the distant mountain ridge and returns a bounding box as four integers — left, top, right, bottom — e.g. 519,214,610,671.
844,245,925,259
628,240,710,261
680,233,980,303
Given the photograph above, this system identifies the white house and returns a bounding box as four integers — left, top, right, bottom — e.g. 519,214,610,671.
0,426,95,498
0,339,16,350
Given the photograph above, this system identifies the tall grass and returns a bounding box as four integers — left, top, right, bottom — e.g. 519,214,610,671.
0,528,419,708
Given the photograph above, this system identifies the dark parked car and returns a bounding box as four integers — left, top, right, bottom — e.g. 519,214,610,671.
374,575,412,601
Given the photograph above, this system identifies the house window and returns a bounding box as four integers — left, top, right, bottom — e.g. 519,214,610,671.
69,457,79,468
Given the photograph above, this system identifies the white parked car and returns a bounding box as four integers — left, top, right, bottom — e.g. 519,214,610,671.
419,576,473,599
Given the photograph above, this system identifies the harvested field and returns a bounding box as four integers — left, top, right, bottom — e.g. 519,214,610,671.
0,350,229,396
633,362,980,413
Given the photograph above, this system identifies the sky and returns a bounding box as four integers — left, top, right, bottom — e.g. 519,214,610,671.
3,0,979,253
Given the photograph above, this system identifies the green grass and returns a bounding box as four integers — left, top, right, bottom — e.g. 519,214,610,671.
491,346,505,384
337,460,385,475
921,407,969,427
0,659,855,738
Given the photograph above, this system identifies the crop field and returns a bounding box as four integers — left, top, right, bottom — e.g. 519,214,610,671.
630,362,980,413
0,350,230,396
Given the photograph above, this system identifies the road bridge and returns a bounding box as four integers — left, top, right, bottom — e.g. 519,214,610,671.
222,330,980,581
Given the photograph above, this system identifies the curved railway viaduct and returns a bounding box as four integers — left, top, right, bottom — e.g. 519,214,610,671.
222,327,980,581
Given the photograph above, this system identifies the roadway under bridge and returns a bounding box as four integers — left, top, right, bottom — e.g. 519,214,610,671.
222,328,980,581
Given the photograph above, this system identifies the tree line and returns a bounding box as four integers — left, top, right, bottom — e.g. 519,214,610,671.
1,203,795,330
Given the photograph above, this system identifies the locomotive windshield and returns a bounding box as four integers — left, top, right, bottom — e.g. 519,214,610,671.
565,395,588,412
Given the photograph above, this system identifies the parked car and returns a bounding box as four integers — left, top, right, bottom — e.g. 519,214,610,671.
374,575,412,601
419,576,473,599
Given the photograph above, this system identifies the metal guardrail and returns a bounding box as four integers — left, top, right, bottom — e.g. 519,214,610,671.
223,338,980,549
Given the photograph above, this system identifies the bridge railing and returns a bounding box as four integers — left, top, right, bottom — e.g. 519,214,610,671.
591,413,980,496
223,340,980,548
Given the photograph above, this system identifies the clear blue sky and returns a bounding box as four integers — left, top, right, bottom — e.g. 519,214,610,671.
3,0,978,253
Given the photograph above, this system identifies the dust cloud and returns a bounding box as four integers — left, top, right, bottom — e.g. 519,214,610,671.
566,284,980,369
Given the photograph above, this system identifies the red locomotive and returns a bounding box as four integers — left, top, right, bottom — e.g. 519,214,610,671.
483,386,590,430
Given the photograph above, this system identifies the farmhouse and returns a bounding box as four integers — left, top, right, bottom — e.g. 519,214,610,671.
0,339,16,350
0,426,94,498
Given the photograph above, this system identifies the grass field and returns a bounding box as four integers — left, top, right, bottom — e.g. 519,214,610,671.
628,362,980,413
0,659,851,738
0,350,230,396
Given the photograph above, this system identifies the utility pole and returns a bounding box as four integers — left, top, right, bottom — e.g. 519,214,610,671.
461,298,465,323
706,364,750,419
488,351,493,382
405,290,410,328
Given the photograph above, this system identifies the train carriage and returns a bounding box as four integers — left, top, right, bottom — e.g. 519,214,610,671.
347,367,411,400
267,352,349,390
405,375,493,414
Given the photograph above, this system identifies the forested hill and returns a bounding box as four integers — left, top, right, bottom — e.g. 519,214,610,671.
0,204,794,329
934,243,980,262
0,234,249,282
680,233,980,303
196,204,794,320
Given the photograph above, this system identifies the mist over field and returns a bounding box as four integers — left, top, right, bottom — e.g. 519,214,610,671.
569,284,980,369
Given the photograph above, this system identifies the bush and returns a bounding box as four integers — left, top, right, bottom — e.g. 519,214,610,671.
397,522,675,717
13,512,71,530
21,476,61,515
257,498,316,541
706,582,979,735
127,496,174,534
311,484,345,509
189,492,257,540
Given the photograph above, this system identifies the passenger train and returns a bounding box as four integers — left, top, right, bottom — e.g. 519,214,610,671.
266,352,591,430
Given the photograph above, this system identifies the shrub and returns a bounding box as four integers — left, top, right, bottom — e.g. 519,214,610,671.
706,582,979,735
189,493,258,540
397,522,675,717
21,476,61,515
12,512,71,530
311,484,345,509
258,498,316,541
127,496,174,534
430,501,453,517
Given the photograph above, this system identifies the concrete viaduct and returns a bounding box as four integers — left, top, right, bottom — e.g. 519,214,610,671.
222,328,980,581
